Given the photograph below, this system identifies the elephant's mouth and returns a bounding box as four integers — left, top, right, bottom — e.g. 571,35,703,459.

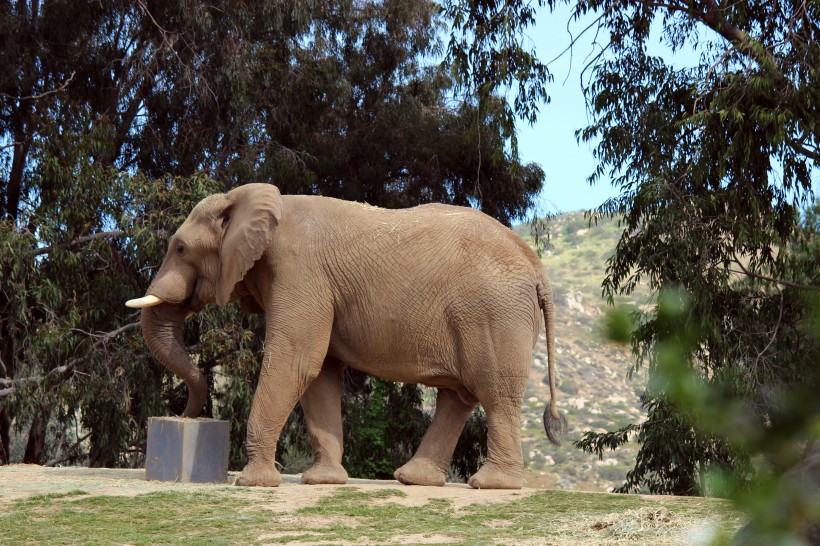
126,277,204,313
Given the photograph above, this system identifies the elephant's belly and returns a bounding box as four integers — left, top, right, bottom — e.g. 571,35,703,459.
327,331,458,386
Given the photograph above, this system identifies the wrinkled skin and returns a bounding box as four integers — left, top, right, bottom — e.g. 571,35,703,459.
130,183,565,489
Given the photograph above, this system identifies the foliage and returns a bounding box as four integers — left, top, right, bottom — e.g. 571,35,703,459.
590,286,820,542
340,375,429,479
441,0,552,139
0,0,547,472
569,0,819,498
0,174,219,466
447,0,820,540
451,406,488,481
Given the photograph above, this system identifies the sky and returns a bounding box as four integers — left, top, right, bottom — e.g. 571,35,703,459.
514,5,819,216
514,4,617,214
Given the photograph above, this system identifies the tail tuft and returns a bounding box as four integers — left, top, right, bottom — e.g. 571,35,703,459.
543,406,568,447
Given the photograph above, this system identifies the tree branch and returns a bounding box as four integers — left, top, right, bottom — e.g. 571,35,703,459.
0,365,73,391
731,257,820,291
636,0,783,76
702,1,782,75
788,138,820,162
78,322,140,350
72,322,140,343
0,322,139,398
0,72,76,102
33,230,125,256
754,291,784,372
43,432,91,467
0,140,24,151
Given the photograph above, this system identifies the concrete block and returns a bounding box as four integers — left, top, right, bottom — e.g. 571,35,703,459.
145,417,229,483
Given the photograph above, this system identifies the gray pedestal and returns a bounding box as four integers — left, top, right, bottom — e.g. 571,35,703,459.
145,417,229,483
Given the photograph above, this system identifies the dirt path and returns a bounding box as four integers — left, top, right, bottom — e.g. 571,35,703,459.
0,465,739,545
0,464,536,511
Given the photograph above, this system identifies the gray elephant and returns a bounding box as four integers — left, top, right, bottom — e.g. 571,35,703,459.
127,183,565,489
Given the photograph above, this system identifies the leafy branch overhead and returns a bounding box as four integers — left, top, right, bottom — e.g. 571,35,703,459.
574,1,818,499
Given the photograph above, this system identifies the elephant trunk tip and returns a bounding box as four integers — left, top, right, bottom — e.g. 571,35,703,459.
181,371,208,418
543,404,568,447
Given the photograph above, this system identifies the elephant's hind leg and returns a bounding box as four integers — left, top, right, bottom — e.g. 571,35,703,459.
300,358,348,485
467,376,527,490
394,388,475,486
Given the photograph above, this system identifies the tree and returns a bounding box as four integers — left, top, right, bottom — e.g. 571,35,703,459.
0,0,541,473
569,0,819,496
445,0,818,495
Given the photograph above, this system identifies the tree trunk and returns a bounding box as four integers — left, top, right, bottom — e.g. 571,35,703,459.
4,101,32,221
0,296,14,465
0,410,10,465
23,408,50,464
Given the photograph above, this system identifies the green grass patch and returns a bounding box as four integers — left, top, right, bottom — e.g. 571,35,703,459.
0,491,271,545
285,488,741,545
0,487,743,545
19,489,89,503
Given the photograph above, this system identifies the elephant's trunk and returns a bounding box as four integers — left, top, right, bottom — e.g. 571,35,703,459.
140,303,207,418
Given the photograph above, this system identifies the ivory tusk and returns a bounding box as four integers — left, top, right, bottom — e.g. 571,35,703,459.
125,295,164,308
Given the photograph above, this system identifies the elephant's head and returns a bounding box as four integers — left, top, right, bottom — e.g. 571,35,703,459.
126,183,283,417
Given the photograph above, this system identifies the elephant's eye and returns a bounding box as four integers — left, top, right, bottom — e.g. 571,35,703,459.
176,243,185,255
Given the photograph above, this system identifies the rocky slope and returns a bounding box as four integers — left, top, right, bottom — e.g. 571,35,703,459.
516,213,653,491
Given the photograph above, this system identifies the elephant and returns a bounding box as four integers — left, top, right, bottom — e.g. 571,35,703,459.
126,183,566,489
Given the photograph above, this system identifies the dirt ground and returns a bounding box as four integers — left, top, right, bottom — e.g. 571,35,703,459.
1,465,737,545
0,464,536,511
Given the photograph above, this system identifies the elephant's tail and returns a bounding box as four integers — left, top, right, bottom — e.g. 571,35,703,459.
538,277,568,447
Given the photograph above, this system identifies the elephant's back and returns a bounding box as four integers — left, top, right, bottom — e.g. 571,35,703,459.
342,198,543,315
285,193,542,289
305,196,543,284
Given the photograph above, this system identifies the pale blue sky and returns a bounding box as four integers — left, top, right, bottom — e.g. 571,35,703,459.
514,5,818,215
515,4,616,214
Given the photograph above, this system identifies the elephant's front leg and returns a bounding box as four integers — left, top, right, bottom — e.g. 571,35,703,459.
236,323,331,487
300,357,348,485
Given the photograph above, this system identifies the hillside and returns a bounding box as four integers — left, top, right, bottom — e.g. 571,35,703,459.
516,212,654,491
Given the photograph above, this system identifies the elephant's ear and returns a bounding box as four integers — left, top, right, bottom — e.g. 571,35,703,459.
216,183,283,307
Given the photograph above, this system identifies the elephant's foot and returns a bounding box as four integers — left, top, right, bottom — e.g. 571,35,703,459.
394,459,446,487
467,464,523,490
301,463,348,485
235,461,282,487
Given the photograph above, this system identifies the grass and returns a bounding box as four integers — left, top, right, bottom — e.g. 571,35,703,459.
0,486,744,545
1,490,274,545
